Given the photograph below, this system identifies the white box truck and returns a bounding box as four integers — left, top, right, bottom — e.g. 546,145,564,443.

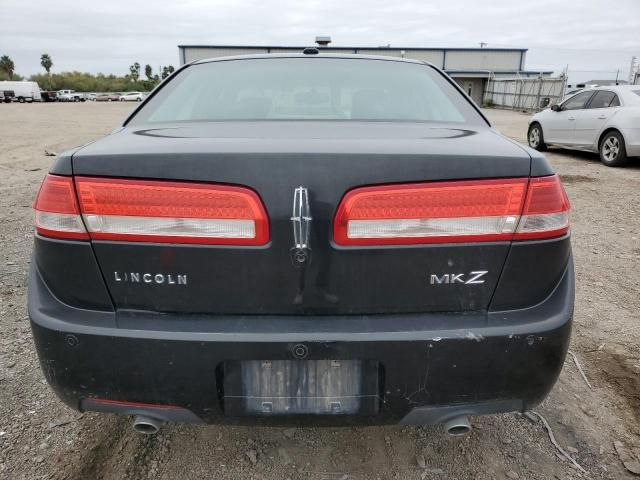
0,81,42,102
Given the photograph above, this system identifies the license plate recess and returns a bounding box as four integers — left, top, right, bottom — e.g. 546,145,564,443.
223,359,380,416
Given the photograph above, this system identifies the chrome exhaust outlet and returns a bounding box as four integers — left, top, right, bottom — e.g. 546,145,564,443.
133,415,162,435
443,416,471,436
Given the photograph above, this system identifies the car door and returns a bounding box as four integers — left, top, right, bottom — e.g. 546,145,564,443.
544,91,595,145
573,90,621,148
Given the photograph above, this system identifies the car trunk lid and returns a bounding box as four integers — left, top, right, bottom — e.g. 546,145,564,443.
71,121,532,315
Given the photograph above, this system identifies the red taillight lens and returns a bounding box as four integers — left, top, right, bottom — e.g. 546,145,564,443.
33,175,89,240
514,175,570,240
74,177,269,245
334,176,569,245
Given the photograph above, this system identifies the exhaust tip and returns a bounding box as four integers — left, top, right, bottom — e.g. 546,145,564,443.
443,416,471,436
133,415,162,435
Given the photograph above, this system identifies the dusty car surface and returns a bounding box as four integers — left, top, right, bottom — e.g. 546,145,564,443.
528,85,640,166
29,53,573,435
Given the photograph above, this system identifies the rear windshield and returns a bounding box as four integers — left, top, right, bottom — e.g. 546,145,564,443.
128,57,484,125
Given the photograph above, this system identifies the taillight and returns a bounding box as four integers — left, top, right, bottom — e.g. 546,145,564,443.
33,175,89,240
74,177,269,245
514,175,570,240
334,176,569,246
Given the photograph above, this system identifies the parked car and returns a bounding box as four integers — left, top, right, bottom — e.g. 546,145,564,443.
57,90,86,102
40,90,58,102
120,91,145,102
0,81,42,102
529,86,640,166
94,92,121,102
30,53,573,435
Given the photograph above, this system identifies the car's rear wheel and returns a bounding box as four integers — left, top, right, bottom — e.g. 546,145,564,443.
599,131,628,167
528,123,546,151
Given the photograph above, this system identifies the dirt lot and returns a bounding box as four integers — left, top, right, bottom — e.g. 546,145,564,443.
1,102,639,480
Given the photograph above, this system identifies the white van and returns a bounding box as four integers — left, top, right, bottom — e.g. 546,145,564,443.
0,81,42,102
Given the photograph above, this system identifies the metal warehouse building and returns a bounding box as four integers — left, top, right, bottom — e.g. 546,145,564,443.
178,43,551,105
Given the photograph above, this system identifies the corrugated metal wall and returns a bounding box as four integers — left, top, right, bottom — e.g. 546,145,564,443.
180,46,524,72
356,49,444,66
183,47,269,63
445,50,522,71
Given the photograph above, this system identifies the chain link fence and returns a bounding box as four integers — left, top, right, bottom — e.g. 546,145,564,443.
483,76,567,111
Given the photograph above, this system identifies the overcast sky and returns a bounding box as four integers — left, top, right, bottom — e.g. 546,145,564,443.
2,0,639,84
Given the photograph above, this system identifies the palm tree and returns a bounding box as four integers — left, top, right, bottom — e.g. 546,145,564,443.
0,55,15,80
129,62,141,82
40,54,53,88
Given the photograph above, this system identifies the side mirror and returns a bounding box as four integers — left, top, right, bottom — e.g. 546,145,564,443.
551,104,561,112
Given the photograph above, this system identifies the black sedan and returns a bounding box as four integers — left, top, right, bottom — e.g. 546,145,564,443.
29,53,573,435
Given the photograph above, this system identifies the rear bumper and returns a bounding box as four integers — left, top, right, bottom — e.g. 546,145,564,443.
28,259,574,426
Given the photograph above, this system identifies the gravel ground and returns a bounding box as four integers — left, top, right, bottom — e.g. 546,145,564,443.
0,102,639,480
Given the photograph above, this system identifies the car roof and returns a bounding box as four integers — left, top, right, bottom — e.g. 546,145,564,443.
192,52,431,66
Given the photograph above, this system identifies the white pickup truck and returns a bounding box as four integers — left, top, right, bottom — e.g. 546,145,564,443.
57,90,87,102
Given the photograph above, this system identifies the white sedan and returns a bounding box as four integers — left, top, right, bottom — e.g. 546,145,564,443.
120,92,146,102
528,86,640,166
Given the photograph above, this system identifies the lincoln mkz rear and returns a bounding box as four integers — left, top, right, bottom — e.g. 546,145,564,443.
28,54,573,435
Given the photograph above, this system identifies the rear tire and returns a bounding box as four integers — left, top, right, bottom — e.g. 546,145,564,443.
528,123,546,151
18,97,25,103
599,131,628,167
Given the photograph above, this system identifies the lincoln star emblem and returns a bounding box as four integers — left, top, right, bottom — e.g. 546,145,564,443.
290,186,312,266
